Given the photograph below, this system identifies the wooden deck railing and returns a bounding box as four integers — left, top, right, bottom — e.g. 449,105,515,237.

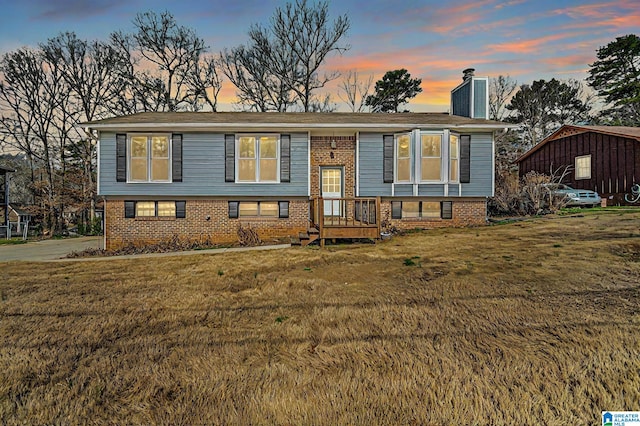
309,197,381,245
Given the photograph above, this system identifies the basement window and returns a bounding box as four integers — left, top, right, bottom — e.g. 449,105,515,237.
125,201,186,218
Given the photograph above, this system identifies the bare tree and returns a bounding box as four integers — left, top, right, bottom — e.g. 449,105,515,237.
182,55,223,111
220,46,294,112
0,47,73,234
110,11,221,112
223,0,350,112
489,75,517,121
338,70,373,112
41,33,131,227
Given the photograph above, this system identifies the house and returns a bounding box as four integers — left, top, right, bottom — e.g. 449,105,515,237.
7,204,32,235
86,73,508,250
516,125,640,205
1,165,15,238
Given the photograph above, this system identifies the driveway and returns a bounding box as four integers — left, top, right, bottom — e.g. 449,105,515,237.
0,236,102,262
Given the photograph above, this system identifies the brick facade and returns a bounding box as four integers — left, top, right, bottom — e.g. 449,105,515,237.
104,199,309,250
310,136,356,199
380,199,487,231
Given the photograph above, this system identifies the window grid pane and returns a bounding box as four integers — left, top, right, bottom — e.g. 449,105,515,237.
260,202,279,217
450,134,459,182
396,134,411,182
136,201,155,217
259,159,278,181
422,202,440,218
421,135,442,181
402,202,420,218
157,201,175,217
575,155,591,179
239,202,259,217
130,137,148,181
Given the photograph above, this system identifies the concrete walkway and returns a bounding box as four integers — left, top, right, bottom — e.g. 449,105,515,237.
0,237,291,262
0,236,102,262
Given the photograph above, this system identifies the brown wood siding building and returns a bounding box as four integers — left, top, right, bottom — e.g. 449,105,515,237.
516,125,640,205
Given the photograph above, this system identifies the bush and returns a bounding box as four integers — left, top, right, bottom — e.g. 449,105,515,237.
489,167,570,216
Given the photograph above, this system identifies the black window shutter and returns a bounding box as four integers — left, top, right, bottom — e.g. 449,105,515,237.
116,134,127,182
383,135,394,183
441,201,453,219
278,201,289,218
225,134,235,182
391,201,402,219
176,201,186,218
460,135,471,183
280,134,290,183
228,201,239,219
172,134,183,182
124,201,135,218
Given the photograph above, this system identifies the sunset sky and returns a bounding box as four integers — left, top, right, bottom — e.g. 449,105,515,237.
0,0,638,111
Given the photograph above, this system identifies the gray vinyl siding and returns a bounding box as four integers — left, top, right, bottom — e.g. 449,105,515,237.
358,132,493,198
99,132,308,196
451,80,471,118
394,185,413,196
473,79,487,119
462,132,493,196
359,133,392,196
418,185,445,196
447,185,460,196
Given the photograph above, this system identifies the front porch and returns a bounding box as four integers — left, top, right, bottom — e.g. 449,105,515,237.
300,197,381,247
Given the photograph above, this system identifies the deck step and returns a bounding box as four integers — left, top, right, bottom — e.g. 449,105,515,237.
307,227,319,234
298,231,319,247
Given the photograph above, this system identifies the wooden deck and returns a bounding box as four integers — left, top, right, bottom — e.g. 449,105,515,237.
302,197,381,247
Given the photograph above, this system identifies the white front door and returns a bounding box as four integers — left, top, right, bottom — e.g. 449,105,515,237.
322,168,343,216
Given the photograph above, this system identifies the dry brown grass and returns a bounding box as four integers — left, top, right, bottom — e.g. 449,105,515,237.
2,211,640,425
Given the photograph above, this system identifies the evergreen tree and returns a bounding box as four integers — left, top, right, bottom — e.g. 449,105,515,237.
587,34,640,125
365,69,422,113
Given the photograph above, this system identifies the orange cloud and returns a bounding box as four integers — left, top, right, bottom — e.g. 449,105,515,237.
541,54,595,68
488,32,579,54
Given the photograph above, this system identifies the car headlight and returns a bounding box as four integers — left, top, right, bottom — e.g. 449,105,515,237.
566,192,579,200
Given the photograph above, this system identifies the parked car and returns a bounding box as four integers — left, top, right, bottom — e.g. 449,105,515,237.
543,183,602,208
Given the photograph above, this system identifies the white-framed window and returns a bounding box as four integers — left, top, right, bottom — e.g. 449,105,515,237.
575,155,591,179
421,134,442,182
395,133,412,183
128,134,171,183
449,133,459,182
238,201,279,217
237,135,279,182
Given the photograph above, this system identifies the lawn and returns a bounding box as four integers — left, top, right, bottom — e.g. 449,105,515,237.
1,211,639,425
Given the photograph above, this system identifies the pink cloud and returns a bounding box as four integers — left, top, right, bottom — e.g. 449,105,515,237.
487,32,582,54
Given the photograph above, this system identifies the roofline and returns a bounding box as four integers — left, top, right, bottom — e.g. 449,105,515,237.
450,75,488,94
515,124,640,163
85,122,513,132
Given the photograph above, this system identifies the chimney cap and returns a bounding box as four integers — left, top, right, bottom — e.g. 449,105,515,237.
462,68,475,81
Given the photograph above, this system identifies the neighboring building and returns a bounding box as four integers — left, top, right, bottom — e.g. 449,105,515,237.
516,125,640,205
87,71,509,249
8,204,32,235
